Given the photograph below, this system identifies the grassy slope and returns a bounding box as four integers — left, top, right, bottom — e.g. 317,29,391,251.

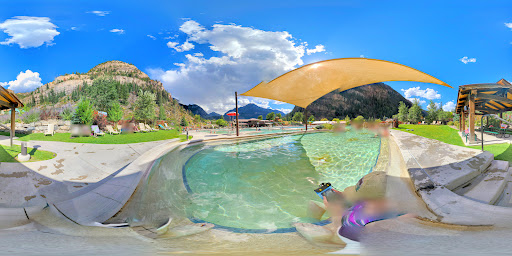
394,124,512,162
1,129,189,144
0,144,56,162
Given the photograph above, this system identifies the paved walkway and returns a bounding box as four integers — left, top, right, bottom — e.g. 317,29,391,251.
0,135,182,228
458,130,512,146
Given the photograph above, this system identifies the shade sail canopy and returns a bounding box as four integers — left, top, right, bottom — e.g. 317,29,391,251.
241,58,451,108
0,85,23,110
455,79,512,115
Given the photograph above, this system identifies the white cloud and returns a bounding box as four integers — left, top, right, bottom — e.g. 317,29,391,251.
88,11,110,16
238,97,271,109
0,16,60,48
273,100,287,105
149,20,325,113
2,70,43,93
442,101,456,112
277,108,292,114
147,34,156,40
407,98,426,105
360,55,365,58
401,87,441,100
460,56,476,64
71,27,77,30
505,23,512,30
109,29,124,34
167,40,195,52
306,44,325,55
166,41,178,48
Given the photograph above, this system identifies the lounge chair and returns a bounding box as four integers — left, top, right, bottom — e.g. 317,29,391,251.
44,124,55,136
91,125,105,136
158,124,169,130
138,123,149,132
164,123,174,130
145,123,158,131
106,125,120,135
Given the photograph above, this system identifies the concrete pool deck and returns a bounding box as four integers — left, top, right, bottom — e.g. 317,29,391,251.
390,129,512,227
0,129,320,229
0,135,182,228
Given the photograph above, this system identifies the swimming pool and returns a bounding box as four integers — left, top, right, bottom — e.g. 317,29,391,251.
128,130,381,233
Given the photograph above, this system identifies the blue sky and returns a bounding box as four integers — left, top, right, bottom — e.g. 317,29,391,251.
0,0,511,114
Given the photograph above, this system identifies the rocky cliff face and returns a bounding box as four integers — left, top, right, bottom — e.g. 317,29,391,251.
289,83,412,120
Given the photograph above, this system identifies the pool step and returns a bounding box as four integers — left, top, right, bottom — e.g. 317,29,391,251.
454,160,510,205
494,168,512,207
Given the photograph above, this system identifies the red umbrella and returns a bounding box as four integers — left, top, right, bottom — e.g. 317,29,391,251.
226,112,238,116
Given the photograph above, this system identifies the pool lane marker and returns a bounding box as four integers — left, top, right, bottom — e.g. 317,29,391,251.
181,143,332,234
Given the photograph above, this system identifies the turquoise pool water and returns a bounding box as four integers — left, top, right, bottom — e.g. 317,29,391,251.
183,130,381,230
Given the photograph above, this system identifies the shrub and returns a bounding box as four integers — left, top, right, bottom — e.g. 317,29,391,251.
181,116,189,127
448,121,454,126
73,98,94,124
60,107,74,121
40,108,59,120
159,105,167,120
332,118,340,123
344,116,351,125
316,123,333,130
107,101,124,124
321,118,328,121
93,114,108,130
215,118,228,127
21,109,40,124
353,116,365,123
134,90,156,122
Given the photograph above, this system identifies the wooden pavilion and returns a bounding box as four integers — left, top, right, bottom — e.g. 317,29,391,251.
455,79,512,143
0,85,24,146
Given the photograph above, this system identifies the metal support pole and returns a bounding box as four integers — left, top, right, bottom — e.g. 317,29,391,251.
305,107,308,131
10,104,15,147
481,117,484,151
235,92,239,137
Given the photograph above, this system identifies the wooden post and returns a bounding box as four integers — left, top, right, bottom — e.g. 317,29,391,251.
10,104,15,147
469,90,476,143
462,112,466,132
459,113,463,132
235,92,239,137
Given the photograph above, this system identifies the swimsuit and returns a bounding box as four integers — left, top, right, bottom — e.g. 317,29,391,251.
338,202,400,242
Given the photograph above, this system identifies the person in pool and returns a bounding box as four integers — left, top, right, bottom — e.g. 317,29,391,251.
296,171,408,253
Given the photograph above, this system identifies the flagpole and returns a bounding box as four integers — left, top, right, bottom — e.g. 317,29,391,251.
235,92,239,136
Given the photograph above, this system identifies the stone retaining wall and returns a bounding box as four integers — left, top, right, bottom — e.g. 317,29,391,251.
0,119,72,134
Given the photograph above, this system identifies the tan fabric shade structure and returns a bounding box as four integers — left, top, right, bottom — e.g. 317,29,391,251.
0,85,24,146
241,58,452,108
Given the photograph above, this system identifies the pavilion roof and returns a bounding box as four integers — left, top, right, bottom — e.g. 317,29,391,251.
455,79,512,115
0,85,23,110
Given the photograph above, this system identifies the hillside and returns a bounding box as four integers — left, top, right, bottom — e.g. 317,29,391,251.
289,83,412,120
224,103,285,119
15,60,198,125
18,61,170,105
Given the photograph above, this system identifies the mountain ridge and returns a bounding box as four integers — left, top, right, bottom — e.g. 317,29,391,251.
289,83,412,120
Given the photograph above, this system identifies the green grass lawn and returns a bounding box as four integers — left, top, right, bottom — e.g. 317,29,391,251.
0,144,56,162
393,124,512,162
1,129,189,144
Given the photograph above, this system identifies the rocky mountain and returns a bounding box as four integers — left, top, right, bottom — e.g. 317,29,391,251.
17,60,170,106
181,104,222,120
14,60,200,125
289,83,412,120
224,103,285,119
